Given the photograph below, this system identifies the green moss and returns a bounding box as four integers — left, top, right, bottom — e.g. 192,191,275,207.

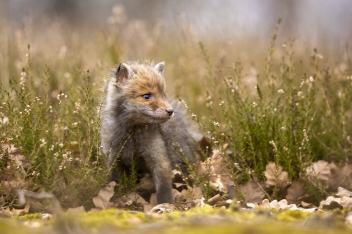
0,207,350,234
17,213,43,221
76,209,150,229
275,210,309,222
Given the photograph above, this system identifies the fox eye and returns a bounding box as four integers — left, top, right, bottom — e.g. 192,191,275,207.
142,93,151,100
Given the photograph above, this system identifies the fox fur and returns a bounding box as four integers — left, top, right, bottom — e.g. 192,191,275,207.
100,61,200,204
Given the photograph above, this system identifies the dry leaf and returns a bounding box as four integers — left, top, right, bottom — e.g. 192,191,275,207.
286,181,307,205
180,189,194,208
143,204,154,212
300,201,315,208
306,160,330,188
1,142,20,155
260,199,271,208
238,181,265,203
269,199,298,210
173,183,186,189
92,181,116,209
319,196,343,210
302,208,318,212
340,196,352,210
336,187,352,197
327,163,352,191
199,150,234,193
150,203,177,214
138,175,155,192
1,143,29,183
2,180,25,198
213,199,233,208
264,162,289,191
194,197,206,207
1,143,28,170
191,186,203,200
127,192,148,205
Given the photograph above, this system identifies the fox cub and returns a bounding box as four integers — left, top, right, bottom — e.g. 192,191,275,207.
101,61,199,204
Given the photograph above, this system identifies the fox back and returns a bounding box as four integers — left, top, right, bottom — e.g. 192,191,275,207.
100,61,200,204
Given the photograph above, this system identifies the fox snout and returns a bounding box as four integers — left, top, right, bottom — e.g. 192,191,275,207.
151,101,174,122
166,108,174,116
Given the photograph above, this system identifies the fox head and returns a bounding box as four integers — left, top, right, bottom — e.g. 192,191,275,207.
106,61,174,125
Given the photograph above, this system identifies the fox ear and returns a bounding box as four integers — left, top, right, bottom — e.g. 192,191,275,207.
154,62,165,74
115,63,132,83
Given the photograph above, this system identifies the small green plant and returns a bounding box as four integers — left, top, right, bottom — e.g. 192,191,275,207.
0,45,108,208
193,19,352,203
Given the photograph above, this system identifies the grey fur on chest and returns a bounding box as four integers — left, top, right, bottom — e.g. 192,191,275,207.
119,124,167,165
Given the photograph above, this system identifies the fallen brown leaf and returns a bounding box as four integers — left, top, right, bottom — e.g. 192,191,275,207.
143,204,154,212
286,181,307,205
264,162,289,191
238,181,265,204
199,150,234,193
92,181,116,209
150,203,177,214
138,175,155,192
319,196,343,210
336,186,352,197
127,192,149,205
192,186,203,200
306,160,330,188
2,180,25,198
328,163,352,191
340,196,352,210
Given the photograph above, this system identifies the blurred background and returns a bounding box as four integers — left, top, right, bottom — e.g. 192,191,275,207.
1,0,352,96
2,0,352,49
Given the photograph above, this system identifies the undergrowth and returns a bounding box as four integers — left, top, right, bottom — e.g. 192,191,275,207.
0,7,352,208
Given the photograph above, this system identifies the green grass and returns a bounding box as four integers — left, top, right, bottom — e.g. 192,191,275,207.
0,10,351,209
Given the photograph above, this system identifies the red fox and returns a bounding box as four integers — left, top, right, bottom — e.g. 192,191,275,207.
100,61,200,204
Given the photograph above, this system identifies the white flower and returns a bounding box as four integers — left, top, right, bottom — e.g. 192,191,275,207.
278,89,284,94
309,76,314,82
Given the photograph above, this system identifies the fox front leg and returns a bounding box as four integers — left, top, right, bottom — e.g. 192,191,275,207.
142,135,173,204
152,158,173,204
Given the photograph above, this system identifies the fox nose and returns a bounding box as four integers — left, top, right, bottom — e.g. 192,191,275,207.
166,108,174,116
